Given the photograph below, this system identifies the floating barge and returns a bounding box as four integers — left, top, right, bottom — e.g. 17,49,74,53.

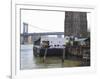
33,36,90,61
33,46,68,57
33,36,66,57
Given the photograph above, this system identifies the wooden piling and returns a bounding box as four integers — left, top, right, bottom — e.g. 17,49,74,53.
62,47,65,66
43,48,48,62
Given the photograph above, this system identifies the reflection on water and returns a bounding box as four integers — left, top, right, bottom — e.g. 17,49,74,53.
21,44,82,70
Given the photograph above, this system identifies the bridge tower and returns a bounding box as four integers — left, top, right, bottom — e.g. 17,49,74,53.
23,22,28,34
64,11,88,37
23,22,28,44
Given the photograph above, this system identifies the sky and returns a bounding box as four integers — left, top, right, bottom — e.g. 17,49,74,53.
21,10,90,33
21,10,65,33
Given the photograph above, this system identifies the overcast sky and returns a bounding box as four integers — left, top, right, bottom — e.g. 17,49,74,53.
21,10,65,33
21,10,90,33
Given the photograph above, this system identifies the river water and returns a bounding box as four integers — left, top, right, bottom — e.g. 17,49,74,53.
21,44,82,70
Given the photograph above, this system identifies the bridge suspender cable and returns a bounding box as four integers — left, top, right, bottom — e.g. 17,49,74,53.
28,24,56,32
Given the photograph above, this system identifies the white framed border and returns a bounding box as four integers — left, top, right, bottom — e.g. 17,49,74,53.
11,3,97,79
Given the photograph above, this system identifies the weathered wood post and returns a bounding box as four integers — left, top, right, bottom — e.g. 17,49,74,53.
43,48,48,63
62,47,65,67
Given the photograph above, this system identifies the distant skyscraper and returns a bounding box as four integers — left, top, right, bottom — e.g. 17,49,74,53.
64,11,88,37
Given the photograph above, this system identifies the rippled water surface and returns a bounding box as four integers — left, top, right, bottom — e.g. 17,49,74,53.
21,44,82,70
